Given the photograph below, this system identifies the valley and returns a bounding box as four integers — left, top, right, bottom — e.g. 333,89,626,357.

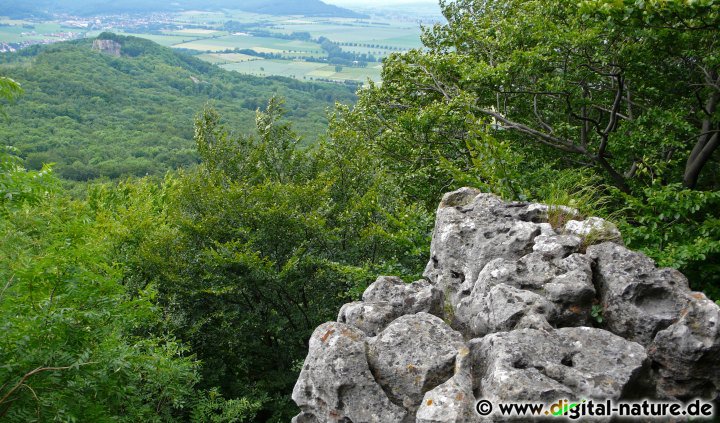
0,7,438,84
0,35,357,181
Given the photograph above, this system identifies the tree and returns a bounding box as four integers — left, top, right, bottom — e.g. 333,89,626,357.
358,0,717,193
580,0,720,189
0,76,22,106
331,0,720,296
134,99,430,420
0,79,205,421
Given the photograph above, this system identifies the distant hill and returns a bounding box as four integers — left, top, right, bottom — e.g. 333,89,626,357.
0,33,357,181
0,0,367,19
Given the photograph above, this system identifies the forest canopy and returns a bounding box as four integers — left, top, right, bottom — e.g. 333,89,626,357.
0,35,356,183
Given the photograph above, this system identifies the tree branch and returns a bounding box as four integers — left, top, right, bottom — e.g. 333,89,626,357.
533,94,554,134
477,107,585,154
0,363,95,416
685,84,720,188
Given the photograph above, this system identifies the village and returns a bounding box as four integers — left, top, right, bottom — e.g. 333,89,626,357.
0,13,177,53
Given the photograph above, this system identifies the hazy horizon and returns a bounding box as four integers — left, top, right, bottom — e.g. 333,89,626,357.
325,0,441,11
325,0,438,4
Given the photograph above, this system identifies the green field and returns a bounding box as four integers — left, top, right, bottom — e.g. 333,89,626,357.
120,32,204,47
0,22,80,43
174,34,324,55
220,59,382,83
173,10,229,25
272,21,423,48
198,52,261,64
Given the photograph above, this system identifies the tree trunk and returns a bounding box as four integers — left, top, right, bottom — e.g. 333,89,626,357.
684,88,719,189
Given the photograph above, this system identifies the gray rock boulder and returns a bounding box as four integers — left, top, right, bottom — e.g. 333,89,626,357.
587,242,692,346
363,276,444,317
453,251,595,337
649,292,720,400
565,217,622,245
456,282,553,337
416,346,475,423
292,322,406,423
291,188,720,421
423,189,544,306
338,276,444,336
337,301,397,337
367,313,466,420
471,327,649,402
532,234,582,259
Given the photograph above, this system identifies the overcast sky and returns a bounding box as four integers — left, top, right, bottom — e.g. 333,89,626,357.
325,0,439,8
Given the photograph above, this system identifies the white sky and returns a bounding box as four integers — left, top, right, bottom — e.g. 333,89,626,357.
325,0,438,7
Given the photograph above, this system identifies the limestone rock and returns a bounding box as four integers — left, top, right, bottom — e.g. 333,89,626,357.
532,234,582,259
362,276,444,317
337,301,397,337
423,190,544,306
565,216,622,245
587,242,692,345
367,313,466,420
92,39,121,56
416,346,475,423
456,283,553,337
292,322,406,423
338,276,444,336
472,327,649,402
454,251,595,337
649,292,720,400
291,188,720,420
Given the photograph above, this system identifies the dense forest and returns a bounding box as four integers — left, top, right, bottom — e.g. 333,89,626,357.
0,34,356,183
0,0,718,421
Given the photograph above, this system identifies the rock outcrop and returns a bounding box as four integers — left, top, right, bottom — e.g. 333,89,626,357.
92,39,121,57
292,188,720,422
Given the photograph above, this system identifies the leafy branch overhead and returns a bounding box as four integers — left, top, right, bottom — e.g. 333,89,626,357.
367,0,718,193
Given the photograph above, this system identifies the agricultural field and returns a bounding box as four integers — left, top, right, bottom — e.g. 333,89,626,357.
219,59,382,83
118,33,203,47
271,21,421,48
0,9,430,84
173,34,324,56
0,20,82,43
198,52,262,64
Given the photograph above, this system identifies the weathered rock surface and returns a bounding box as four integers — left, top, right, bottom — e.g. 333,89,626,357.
649,292,720,400
416,346,475,423
453,251,596,337
291,188,720,421
368,313,466,420
423,188,544,306
92,39,121,56
292,322,406,422
587,242,692,346
338,276,444,336
565,216,622,244
471,327,649,402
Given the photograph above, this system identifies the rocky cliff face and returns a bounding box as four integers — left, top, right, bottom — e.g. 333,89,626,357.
92,39,121,57
292,188,720,422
